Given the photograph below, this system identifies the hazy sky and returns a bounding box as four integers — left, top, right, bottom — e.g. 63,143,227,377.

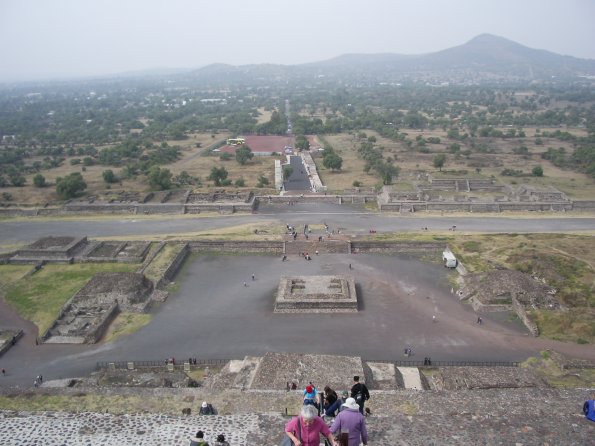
1,0,594,82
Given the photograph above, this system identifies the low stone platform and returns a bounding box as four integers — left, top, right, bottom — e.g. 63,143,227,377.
274,275,357,313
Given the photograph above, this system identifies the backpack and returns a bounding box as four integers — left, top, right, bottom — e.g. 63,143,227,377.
584,400,595,422
355,391,364,403
353,383,366,403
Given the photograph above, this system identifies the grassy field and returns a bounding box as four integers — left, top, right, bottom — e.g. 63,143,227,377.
450,233,595,343
101,312,153,343
522,350,595,387
3,263,139,334
0,264,30,291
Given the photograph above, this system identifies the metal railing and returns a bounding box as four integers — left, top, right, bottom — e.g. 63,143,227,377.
96,358,231,370
367,359,520,367
97,358,519,371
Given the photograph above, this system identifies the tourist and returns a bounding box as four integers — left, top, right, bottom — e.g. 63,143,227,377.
350,376,370,415
213,434,230,446
1,368,5,376
322,385,338,414
330,397,368,446
303,384,320,409
284,404,338,446
324,390,349,417
584,397,595,422
189,430,209,446
243,281,247,287
252,273,255,281
199,401,217,415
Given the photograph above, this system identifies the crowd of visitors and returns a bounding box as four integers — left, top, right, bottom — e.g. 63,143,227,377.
283,375,370,446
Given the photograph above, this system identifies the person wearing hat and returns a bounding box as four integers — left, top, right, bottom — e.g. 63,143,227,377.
213,433,230,446
189,430,209,446
199,401,217,415
303,383,320,409
323,390,349,418
330,398,368,446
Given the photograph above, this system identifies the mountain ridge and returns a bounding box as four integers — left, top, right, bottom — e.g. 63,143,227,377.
188,33,595,84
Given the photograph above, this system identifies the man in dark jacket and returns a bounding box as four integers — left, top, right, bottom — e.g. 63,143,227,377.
350,375,370,415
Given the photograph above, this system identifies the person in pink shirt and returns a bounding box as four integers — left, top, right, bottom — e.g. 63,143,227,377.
284,405,338,446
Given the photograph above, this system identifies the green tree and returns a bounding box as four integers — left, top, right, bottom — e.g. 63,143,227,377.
532,165,544,177
10,174,26,187
147,166,172,190
377,163,400,185
102,169,118,184
295,135,310,151
208,166,229,186
234,177,246,187
323,152,343,171
56,172,87,199
283,166,293,180
433,153,446,171
235,145,254,165
256,175,270,188
33,174,46,188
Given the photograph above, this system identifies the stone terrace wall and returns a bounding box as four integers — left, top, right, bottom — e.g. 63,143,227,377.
512,297,539,336
156,243,190,289
189,241,284,253
350,241,443,253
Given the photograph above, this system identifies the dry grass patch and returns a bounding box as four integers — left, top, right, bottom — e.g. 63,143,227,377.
142,243,186,282
0,393,186,415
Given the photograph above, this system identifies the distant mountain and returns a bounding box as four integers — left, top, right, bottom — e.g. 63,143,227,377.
187,34,595,85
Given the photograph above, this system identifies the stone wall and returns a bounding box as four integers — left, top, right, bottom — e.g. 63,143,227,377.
189,241,284,253
512,297,539,336
156,243,190,288
13,236,87,262
350,241,443,254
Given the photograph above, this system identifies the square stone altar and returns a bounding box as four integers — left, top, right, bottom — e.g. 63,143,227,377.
274,275,358,313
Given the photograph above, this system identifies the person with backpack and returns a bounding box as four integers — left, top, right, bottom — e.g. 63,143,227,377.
199,401,217,415
189,430,209,446
303,383,320,409
350,376,370,415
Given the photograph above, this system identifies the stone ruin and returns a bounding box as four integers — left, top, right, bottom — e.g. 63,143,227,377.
459,269,559,311
45,272,155,344
12,236,88,262
274,275,357,313
9,237,150,264
208,352,366,391
458,269,559,336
